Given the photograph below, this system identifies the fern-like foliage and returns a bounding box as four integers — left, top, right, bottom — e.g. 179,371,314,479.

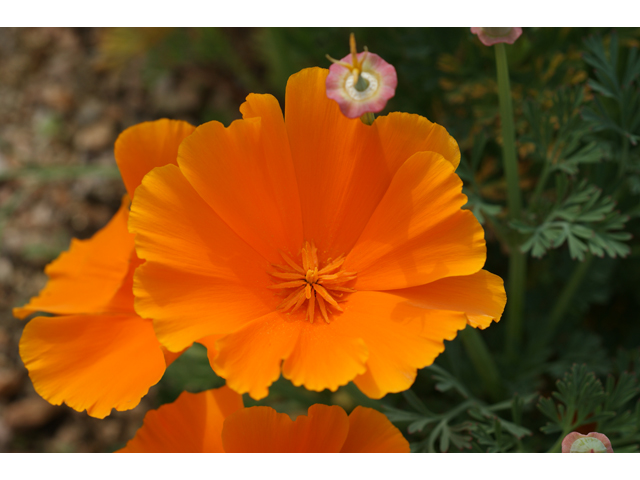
522,86,602,176
538,364,640,452
384,365,533,453
513,179,631,260
582,33,640,146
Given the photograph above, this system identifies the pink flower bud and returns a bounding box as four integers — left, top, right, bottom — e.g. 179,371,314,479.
562,432,614,453
471,28,523,46
326,33,397,119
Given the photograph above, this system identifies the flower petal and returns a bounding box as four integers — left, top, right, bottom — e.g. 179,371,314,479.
161,345,189,368
129,164,275,352
114,119,195,198
119,387,243,452
285,68,463,262
177,95,302,263
222,404,349,453
339,291,467,398
213,313,369,398
373,111,460,169
345,151,486,291
19,313,165,419
282,320,369,393
285,67,394,260
340,406,410,453
212,312,300,400
391,270,506,329
101,250,143,314
13,197,134,319
197,334,225,367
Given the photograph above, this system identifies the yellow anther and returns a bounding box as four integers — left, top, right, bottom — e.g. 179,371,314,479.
269,241,356,323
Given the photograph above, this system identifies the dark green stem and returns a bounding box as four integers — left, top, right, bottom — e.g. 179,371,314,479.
548,404,576,453
619,135,629,178
360,112,375,125
460,326,502,400
495,42,526,358
495,43,522,220
530,161,551,207
505,249,527,358
547,434,564,453
547,253,594,339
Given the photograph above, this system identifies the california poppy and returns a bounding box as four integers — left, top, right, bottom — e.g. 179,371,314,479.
14,119,194,418
119,386,409,453
130,67,506,400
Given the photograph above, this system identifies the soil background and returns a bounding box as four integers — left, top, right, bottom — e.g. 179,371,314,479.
0,27,248,452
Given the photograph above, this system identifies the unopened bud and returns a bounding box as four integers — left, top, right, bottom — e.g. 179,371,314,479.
471,27,522,46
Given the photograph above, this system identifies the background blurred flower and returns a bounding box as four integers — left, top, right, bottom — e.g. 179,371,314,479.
129,67,506,402
562,432,614,453
13,120,195,418
471,28,522,46
119,386,409,452
326,33,397,119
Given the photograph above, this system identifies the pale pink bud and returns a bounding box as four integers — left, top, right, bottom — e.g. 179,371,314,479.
326,34,397,119
471,28,523,46
562,432,614,453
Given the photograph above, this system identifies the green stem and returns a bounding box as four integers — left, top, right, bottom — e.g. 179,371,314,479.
619,135,629,178
360,112,375,125
546,253,594,341
547,434,564,453
530,161,551,207
459,326,502,400
495,42,527,358
505,248,527,358
495,43,522,220
548,406,576,453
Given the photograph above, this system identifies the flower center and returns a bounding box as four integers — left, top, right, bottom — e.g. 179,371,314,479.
570,437,607,453
345,71,378,100
268,241,356,324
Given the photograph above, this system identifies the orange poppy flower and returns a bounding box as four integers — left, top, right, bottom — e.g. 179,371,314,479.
130,67,506,401
118,386,409,453
13,119,195,418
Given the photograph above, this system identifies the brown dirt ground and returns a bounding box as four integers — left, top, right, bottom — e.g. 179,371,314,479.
0,27,247,452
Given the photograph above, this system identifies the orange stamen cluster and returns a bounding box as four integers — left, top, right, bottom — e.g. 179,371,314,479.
269,241,356,324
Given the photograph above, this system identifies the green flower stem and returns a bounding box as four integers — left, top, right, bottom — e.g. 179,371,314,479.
548,408,577,453
495,43,522,220
619,135,629,178
505,249,527,358
547,432,565,453
360,112,375,125
527,253,593,355
459,326,502,400
495,42,526,358
546,253,594,342
530,161,551,207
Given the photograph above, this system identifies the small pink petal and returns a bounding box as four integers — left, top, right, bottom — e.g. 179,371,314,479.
562,432,614,453
471,27,523,47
